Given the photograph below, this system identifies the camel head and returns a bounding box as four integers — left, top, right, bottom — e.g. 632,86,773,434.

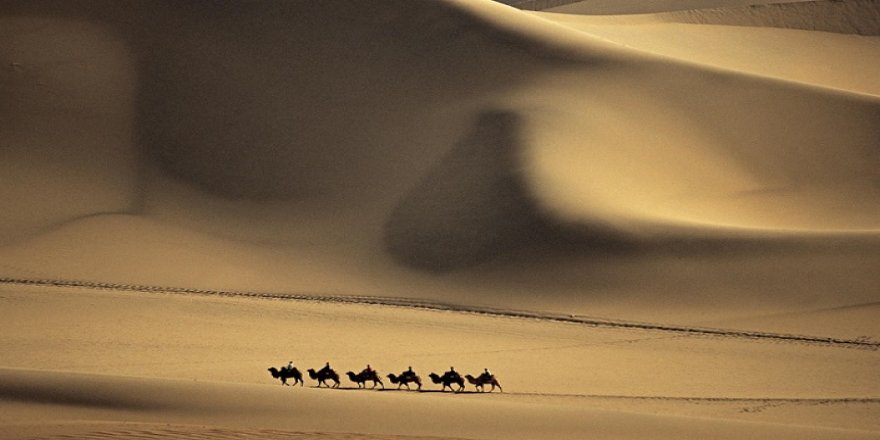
428,373,442,383
387,373,399,383
268,367,280,378
346,371,357,379
465,374,476,382
307,368,318,379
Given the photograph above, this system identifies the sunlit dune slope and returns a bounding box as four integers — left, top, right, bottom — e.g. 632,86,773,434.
1,0,878,322
1,285,878,439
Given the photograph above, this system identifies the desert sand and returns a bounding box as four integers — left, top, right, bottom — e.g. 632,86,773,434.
1,0,878,438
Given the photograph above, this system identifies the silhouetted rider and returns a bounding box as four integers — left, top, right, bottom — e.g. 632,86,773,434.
480,368,492,381
444,366,460,381
402,366,415,379
318,362,332,375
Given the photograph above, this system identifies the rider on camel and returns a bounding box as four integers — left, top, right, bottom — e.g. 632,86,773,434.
445,366,460,381
318,362,332,375
403,366,415,379
480,368,492,381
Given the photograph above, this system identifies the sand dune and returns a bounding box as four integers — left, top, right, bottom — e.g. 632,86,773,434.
2,0,877,312
3,368,877,440
1,0,878,438
2,285,878,439
549,0,880,35
519,0,807,14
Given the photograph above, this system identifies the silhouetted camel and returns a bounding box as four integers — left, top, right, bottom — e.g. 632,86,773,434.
387,373,422,390
346,370,385,389
429,372,465,392
465,374,502,392
308,367,340,388
268,366,303,386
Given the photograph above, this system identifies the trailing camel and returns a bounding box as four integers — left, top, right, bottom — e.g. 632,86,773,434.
465,374,502,392
346,370,385,389
429,372,465,392
267,366,304,386
308,367,341,388
387,372,422,390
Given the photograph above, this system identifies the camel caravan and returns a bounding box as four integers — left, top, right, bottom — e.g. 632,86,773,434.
268,362,502,393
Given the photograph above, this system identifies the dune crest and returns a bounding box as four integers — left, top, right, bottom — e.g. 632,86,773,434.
546,0,880,37
657,0,880,35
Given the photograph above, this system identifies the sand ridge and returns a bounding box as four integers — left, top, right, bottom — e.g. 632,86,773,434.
2,277,878,349
547,0,880,35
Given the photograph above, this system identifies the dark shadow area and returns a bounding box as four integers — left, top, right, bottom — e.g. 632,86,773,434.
2,0,588,204
383,110,635,272
0,375,166,411
130,1,588,200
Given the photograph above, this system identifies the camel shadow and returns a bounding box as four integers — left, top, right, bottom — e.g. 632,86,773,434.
310,386,481,394
414,389,481,394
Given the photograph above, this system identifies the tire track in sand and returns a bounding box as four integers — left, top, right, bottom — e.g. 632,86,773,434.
1,276,878,350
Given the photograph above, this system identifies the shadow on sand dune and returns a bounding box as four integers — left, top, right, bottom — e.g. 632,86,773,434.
131,1,581,201
383,110,634,272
